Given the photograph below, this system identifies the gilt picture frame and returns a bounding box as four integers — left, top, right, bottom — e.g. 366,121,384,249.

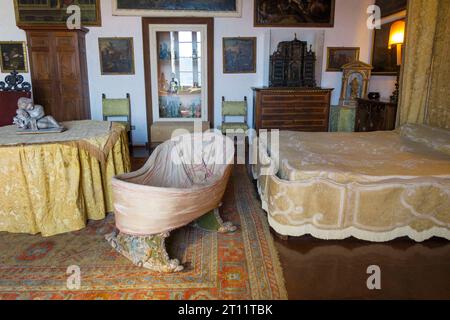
223,37,257,74
13,0,101,27
0,41,28,73
326,47,360,72
112,0,242,18
98,37,135,75
254,0,335,28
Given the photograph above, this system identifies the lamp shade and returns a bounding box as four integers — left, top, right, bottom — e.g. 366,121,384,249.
388,20,406,49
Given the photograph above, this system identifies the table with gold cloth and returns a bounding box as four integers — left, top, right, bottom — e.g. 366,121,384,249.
0,121,131,236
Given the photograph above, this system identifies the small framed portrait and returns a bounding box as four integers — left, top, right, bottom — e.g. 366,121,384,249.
0,41,28,73
98,37,135,75
326,47,360,72
223,37,257,74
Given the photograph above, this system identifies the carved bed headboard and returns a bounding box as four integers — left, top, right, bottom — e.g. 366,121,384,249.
0,70,32,127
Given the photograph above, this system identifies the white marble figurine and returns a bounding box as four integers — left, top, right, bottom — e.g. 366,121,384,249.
13,97,62,131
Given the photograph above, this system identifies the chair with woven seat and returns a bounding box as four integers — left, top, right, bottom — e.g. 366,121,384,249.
102,93,133,147
221,96,249,134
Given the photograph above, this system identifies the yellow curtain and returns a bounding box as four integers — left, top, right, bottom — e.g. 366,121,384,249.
398,0,450,129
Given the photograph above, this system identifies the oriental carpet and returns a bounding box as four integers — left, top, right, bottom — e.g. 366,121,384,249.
0,166,287,300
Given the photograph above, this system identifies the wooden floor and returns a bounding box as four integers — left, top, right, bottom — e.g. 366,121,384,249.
131,149,450,300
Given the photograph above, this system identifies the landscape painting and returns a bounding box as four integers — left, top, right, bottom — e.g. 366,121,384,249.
371,19,404,75
223,38,257,74
255,0,335,27
99,38,135,75
0,42,28,73
113,0,242,17
326,47,360,72
14,0,101,26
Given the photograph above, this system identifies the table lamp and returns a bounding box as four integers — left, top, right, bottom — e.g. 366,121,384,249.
388,20,405,104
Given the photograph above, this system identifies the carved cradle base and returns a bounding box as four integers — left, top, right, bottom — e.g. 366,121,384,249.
106,230,184,273
106,208,237,273
193,206,237,233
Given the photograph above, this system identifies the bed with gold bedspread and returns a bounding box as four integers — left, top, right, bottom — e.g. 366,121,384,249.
253,124,450,242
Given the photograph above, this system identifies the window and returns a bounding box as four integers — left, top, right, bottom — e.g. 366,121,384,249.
150,25,208,122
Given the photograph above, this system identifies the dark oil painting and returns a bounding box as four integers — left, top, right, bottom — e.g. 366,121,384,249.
223,38,257,74
371,19,405,75
14,0,101,26
375,0,407,17
326,47,360,72
99,38,135,75
116,0,237,12
255,0,335,27
0,42,28,73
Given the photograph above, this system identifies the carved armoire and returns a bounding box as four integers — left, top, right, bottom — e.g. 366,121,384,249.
22,26,91,122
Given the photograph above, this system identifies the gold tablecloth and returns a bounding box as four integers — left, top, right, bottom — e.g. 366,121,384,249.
0,121,131,236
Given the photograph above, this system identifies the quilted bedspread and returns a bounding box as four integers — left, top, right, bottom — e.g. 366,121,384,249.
254,124,450,242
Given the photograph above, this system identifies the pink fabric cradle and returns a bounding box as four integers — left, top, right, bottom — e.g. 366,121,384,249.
111,132,235,236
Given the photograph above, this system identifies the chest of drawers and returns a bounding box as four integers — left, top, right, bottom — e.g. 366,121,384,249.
252,87,333,132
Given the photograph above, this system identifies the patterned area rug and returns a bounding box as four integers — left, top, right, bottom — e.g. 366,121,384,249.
0,166,287,300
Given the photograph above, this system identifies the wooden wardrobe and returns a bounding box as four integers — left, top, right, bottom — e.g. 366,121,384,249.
23,26,91,122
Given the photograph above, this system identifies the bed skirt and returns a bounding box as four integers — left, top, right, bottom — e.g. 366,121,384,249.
253,161,450,243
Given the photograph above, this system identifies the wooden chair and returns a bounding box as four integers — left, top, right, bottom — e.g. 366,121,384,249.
221,96,249,134
102,93,133,147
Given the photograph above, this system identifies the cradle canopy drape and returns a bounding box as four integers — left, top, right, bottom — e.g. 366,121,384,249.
0,121,131,236
399,0,450,129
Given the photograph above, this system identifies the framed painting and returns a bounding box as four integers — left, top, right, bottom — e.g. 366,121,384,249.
223,37,257,74
14,0,101,26
0,42,28,73
113,0,242,17
98,38,135,75
254,0,335,27
326,47,360,72
371,19,405,75
375,0,407,17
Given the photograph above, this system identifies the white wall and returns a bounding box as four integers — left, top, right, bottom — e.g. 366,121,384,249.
0,0,31,85
85,0,147,145
1,0,395,145
369,76,397,100
215,0,382,127
320,0,376,103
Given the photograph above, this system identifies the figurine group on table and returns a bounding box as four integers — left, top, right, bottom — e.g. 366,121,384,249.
13,97,64,133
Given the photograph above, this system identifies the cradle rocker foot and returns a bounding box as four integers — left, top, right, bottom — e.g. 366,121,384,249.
106,230,184,273
194,207,237,234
